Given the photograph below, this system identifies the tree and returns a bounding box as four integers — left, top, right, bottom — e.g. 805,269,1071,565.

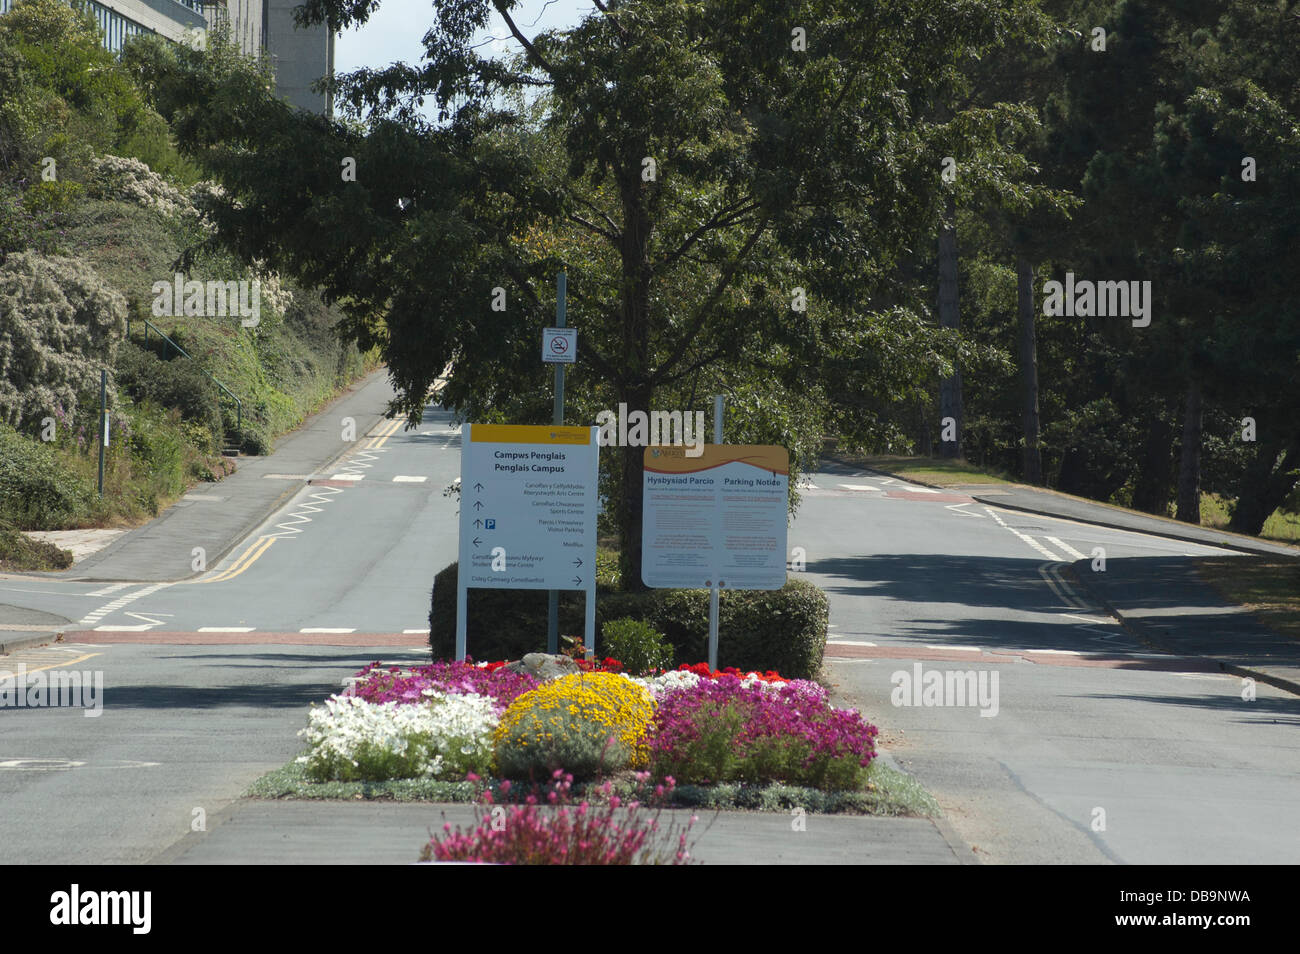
141,0,1051,583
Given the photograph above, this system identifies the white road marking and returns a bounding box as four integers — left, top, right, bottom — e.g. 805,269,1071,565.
946,502,985,518
86,583,130,598
78,582,172,629
269,485,344,539
837,484,884,492
828,640,877,647
1047,536,1087,560
402,628,430,634
1061,613,1114,626
1026,649,1083,656
331,473,364,481
1037,563,1089,610
94,624,154,632
925,645,982,652
197,626,255,633
392,476,428,483
301,627,355,634
987,508,1066,561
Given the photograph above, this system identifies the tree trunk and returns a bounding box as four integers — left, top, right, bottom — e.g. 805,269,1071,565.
1227,439,1300,536
615,162,655,590
937,194,962,459
1174,380,1203,523
1016,255,1042,484
1130,407,1177,514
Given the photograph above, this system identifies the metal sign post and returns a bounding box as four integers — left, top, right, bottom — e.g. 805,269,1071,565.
707,395,723,669
546,272,566,654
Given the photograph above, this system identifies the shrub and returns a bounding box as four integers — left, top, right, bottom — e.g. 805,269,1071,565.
600,617,673,676
493,672,655,781
114,340,224,444
0,250,126,429
0,422,92,528
428,559,827,679
647,675,878,791
420,773,697,865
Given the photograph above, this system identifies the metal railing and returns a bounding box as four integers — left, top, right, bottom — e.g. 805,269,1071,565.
127,318,243,433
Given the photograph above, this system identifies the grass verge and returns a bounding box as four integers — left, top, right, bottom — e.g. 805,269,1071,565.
1194,557,1300,640
244,757,939,817
831,454,1014,487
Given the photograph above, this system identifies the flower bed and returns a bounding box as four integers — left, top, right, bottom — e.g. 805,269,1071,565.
296,659,879,796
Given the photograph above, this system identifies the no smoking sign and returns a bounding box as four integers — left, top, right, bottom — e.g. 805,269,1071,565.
542,326,577,364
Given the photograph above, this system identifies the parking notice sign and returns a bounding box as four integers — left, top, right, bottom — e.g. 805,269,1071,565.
542,327,577,364
641,444,789,590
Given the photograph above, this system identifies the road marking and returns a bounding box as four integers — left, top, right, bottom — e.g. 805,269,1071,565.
1061,613,1114,626
1046,536,1087,560
393,476,428,483
197,626,255,632
987,508,1066,561
837,484,884,492
1037,563,1089,610
402,628,430,634
268,485,345,540
301,627,356,634
945,502,985,518
189,535,277,584
0,651,100,675
331,473,365,480
366,418,404,449
86,583,130,598
263,473,311,480
78,582,172,627
828,639,877,646
925,645,982,652
1026,649,1083,656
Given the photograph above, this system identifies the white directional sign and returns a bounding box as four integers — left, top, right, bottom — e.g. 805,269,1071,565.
641,444,789,590
456,424,599,659
542,327,577,364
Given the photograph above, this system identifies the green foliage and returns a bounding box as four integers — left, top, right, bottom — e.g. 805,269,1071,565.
114,340,223,448
0,250,125,430
430,560,828,679
0,422,92,528
599,617,673,676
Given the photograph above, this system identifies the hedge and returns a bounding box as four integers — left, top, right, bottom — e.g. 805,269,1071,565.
429,562,828,680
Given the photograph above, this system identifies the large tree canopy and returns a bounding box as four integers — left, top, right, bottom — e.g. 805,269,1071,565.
137,0,1054,580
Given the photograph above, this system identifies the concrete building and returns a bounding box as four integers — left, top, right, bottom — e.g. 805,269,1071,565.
0,0,332,115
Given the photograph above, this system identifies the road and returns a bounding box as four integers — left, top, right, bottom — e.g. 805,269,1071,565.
1,401,1297,864
796,462,1300,864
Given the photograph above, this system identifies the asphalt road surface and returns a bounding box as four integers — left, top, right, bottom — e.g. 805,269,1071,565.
1,402,1297,864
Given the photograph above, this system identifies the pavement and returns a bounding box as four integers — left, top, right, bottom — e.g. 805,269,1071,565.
4,428,1299,864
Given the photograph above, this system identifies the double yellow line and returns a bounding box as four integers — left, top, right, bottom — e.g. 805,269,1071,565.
187,535,277,585
184,418,400,587
366,418,403,450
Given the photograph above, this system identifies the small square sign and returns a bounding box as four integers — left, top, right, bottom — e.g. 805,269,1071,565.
542,327,577,363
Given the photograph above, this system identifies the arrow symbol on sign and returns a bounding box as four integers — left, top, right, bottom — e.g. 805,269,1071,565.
473,537,482,547
572,558,583,567
473,482,484,492
473,500,484,510
474,519,483,528
572,576,583,586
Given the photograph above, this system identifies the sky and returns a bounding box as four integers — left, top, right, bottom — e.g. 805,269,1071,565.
333,0,595,119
